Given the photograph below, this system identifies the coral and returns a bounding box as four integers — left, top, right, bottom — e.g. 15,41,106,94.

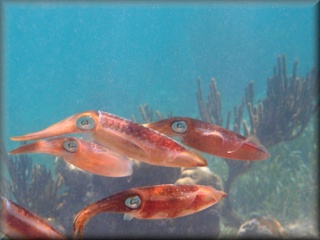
237,215,285,238
245,55,318,148
136,103,171,123
2,54,317,238
138,103,155,122
197,77,223,125
175,167,223,189
196,55,318,228
0,141,66,221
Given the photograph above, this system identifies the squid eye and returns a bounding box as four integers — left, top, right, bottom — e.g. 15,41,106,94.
125,195,141,209
171,121,187,133
76,115,95,131
63,140,78,153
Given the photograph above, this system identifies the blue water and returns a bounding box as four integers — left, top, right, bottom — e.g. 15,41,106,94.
2,3,316,149
1,2,318,238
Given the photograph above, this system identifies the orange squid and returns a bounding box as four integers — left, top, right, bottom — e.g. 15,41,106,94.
0,196,66,239
143,117,270,161
9,137,133,177
10,111,207,168
72,184,226,239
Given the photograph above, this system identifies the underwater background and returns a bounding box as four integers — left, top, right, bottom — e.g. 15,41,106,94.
1,1,318,238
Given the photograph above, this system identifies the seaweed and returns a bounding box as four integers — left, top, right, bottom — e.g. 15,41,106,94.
233,125,318,227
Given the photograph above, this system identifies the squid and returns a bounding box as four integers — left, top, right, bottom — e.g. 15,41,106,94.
9,137,133,177
143,117,270,161
0,196,65,239
72,184,226,239
10,111,207,168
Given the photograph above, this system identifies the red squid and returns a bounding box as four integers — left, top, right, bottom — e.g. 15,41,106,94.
11,111,207,168
144,117,270,160
0,196,65,239
72,184,227,239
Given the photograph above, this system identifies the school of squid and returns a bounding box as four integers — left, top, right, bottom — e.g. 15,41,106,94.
1,110,270,239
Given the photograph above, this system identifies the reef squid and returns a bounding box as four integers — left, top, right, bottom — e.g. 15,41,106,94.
0,196,65,239
143,117,270,160
10,111,207,168
9,137,133,177
72,184,227,239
